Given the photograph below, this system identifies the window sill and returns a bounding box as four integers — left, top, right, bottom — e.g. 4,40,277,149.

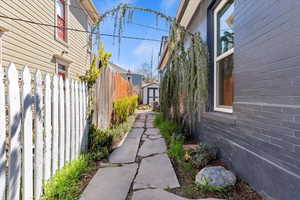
202,111,237,126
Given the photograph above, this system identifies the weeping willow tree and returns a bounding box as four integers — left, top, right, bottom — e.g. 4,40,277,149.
94,3,209,136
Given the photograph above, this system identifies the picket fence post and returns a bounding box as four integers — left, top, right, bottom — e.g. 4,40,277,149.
7,63,21,200
44,73,52,180
0,66,6,200
34,70,44,200
59,76,65,168
65,78,71,162
22,67,34,200
52,75,59,174
74,81,80,157
70,80,76,160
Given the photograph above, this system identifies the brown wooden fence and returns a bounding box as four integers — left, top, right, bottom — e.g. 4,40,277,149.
92,66,135,129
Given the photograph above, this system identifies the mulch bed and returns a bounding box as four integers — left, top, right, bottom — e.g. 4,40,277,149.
168,157,263,200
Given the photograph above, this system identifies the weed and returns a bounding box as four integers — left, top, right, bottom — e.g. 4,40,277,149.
196,177,232,193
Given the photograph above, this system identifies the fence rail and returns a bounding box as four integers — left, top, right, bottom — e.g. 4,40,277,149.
0,63,89,200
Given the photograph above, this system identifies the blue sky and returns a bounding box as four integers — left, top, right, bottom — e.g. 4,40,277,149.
93,0,180,73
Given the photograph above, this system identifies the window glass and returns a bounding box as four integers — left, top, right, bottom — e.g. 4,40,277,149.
58,64,66,79
217,0,234,56
217,54,234,106
56,0,65,18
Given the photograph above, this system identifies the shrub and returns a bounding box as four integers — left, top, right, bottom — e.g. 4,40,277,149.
43,155,90,200
89,125,113,160
113,96,138,125
190,143,217,168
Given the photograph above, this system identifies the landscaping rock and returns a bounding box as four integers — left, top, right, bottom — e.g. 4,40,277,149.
133,154,180,190
195,166,236,187
138,138,167,157
183,144,198,151
132,189,223,200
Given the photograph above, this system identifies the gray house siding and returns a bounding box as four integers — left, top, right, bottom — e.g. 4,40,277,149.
188,0,300,200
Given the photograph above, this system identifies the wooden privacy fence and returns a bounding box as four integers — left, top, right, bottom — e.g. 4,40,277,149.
92,66,135,129
0,63,89,200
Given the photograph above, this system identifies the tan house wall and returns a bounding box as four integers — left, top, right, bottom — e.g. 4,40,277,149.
0,0,94,79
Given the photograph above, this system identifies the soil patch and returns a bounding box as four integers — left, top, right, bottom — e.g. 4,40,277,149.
168,158,263,200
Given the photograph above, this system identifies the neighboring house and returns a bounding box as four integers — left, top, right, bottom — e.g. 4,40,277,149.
0,0,99,78
142,82,159,105
159,0,300,200
109,62,143,88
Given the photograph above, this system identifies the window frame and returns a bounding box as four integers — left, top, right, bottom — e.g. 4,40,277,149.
54,54,72,79
55,0,69,46
213,0,234,113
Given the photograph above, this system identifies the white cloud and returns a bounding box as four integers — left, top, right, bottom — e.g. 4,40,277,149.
133,41,159,57
160,0,178,10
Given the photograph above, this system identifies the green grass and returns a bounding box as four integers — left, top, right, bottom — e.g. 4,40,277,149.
154,114,185,162
42,155,90,200
42,114,137,200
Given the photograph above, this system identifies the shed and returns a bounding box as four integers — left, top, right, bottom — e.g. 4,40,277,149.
142,82,160,105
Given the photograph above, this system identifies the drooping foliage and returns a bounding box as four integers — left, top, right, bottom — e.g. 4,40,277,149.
93,3,209,136
160,32,209,136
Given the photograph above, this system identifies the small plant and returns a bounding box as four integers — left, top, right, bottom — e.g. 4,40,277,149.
190,143,217,168
42,155,90,200
168,136,185,162
196,177,232,193
89,125,113,160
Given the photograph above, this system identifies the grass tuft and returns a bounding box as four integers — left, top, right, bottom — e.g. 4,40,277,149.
42,155,90,200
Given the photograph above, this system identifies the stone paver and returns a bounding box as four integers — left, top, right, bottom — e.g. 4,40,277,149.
80,164,138,200
133,121,145,128
144,128,160,136
138,138,167,157
146,122,154,128
82,112,221,200
132,189,223,200
109,128,143,163
133,154,180,190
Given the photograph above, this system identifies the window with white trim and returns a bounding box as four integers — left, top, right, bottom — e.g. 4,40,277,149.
54,54,72,79
56,0,68,42
213,0,234,113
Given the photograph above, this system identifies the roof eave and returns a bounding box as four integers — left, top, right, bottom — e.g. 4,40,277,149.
80,0,100,24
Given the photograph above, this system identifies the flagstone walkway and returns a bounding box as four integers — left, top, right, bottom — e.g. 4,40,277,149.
80,111,220,200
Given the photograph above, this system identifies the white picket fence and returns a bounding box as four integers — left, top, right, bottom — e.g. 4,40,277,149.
0,63,89,200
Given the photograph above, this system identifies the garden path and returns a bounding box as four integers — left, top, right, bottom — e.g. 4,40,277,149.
80,111,220,200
